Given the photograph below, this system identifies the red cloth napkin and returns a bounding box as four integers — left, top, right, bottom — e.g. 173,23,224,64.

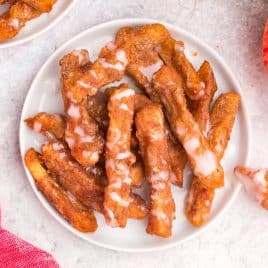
263,19,268,72
0,212,60,268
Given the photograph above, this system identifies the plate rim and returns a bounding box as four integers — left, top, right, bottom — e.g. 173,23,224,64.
19,18,252,252
0,0,77,49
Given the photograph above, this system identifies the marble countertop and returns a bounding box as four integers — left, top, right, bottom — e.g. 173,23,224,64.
1,0,268,267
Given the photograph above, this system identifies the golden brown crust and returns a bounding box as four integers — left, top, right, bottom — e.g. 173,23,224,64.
185,93,240,226
104,84,136,227
41,139,147,219
136,104,175,237
153,65,224,189
22,0,56,12
25,112,65,139
172,41,205,100
24,148,98,233
188,60,218,132
60,50,104,167
0,2,41,41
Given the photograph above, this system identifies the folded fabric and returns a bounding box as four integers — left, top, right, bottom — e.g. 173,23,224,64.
0,213,60,268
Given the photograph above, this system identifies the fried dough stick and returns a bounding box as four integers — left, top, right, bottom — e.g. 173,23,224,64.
234,167,268,210
24,111,144,188
189,60,218,132
22,0,56,12
104,85,136,228
166,60,218,185
24,148,98,232
136,104,175,237
185,93,240,226
128,58,186,186
24,112,65,139
41,140,147,219
60,50,104,167
0,1,41,42
172,41,205,100
153,66,224,189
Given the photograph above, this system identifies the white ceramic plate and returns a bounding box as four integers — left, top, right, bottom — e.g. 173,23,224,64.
0,0,76,49
19,18,251,252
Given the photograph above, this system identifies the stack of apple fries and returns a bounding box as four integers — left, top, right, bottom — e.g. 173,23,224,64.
24,24,240,238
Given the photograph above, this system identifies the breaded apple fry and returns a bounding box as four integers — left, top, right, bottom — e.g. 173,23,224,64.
234,167,268,210
104,84,136,228
41,139,147,219
22,0,56,12
60,50,104,167
185,93,240,226
24,112,65,139
0,1,41,42
136,104,175,237
188,60,218,132
24,148,97,232
153,66,224,189
172,41,205,100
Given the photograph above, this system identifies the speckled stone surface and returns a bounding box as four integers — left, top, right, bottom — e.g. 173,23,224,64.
0,0,268,267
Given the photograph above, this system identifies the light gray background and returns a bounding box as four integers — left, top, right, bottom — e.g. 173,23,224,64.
0,0,268,267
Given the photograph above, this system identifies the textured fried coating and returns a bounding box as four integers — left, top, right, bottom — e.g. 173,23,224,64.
25,112,65,139
22,0,56,12
41,140,104,212
69,47,128,103
87,91,109,131
60,50,104,167
0,1,41,42
188,60,218,132
172,41,205,100
24,148,97,232
129,156,145,188
185,93,240,226
104,84,136,228
65,101,104,167
208,93,240,159
136,104,175,237
60,49,91,109
134,78,186,187
153,66,224,189
234,166,268,210
41,140,147,219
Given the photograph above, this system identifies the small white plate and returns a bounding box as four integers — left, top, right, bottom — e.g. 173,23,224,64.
19,18,251,252
0,0,76,49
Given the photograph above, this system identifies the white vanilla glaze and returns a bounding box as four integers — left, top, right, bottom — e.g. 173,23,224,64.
138,60,163,82
52,142,64,151
116,50,128,66
149,171,169,183
175,44,185,52
151,209,170,224
184,137,200,154
110,192,129,207
119,103,129,111
33,121,42,132
194,150,218,177
72,50,88,65
116,151,131,160
150,128,163,141
103,203,119,228
112,89,135,100
67,104,80,119
9,19,19,29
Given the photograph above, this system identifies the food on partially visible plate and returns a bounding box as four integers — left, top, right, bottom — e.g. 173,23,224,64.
234,167,268,210
0,0,57,42
23,23,240,237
